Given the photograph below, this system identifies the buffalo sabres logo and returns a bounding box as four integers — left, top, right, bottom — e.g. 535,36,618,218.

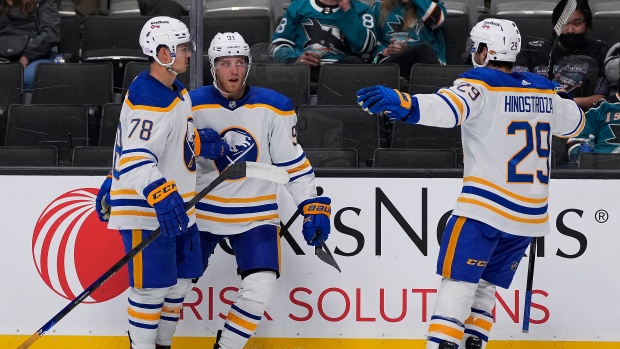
183,117,197,172
214,128,259,179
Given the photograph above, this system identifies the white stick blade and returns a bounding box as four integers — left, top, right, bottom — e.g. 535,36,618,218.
553,0,577,35
245,162,290,184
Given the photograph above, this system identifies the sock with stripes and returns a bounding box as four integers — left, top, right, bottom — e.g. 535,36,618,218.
426,278,478,349
217,271,277,349
462,279,496,349
127,286,167,349
156,278,192,347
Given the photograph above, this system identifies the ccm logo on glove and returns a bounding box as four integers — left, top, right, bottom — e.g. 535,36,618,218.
147,181,178,205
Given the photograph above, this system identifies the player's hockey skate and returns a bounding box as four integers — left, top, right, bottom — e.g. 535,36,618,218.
465,337,482,349
438,340,457,349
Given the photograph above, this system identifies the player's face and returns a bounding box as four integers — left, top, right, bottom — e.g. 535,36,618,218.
171,43,192,74
561,11,587,35
214,56,248,94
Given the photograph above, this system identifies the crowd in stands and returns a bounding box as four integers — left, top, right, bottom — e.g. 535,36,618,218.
1,0,619,169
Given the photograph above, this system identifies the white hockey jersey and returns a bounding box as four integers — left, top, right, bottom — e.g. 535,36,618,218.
409,68,585,236
108,71,197,230
190,85,317,235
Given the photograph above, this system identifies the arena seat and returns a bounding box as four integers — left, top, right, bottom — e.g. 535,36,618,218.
0,63,23,147
591,3,620,48
99,103,121,147
247,63,311,109
408,63,470,95
297,105,389,167
6,104,89,165
373,148,458,169
316,64,400,105
443,1,472,65
479,3,555,44
578,153,620,170
58,15,81,62
0,146,58,167
304,148,359,168
72,146,114,167
391,122,462,154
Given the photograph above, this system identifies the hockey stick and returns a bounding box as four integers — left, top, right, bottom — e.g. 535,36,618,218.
522,0,578,333
547,0,577,81
16,161,289,349
313,230,341,273
522,237,537,333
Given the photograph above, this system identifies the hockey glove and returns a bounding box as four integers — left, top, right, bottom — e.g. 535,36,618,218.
298,197,331,246
143,179,189,238
196,128,230,160
356,85,415,121
95,172,112,222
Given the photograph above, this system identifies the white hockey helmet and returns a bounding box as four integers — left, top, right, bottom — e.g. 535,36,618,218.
604,42,620,87
468,18,521,68
139,16,192,72
208,32,252,94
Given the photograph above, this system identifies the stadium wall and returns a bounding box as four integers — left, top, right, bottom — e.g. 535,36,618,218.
2,169,619,349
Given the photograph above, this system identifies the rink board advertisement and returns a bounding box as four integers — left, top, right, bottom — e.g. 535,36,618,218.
1,176,619,346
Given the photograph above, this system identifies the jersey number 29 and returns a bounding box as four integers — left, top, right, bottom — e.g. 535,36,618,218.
507,121,550,184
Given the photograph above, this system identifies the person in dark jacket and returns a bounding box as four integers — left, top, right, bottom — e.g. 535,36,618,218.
0,0,61,91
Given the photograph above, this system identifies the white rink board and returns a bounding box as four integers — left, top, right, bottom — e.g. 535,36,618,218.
1,176,619,341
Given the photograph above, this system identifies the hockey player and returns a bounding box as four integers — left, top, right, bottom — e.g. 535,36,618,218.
357,19,584,349
190,32,332,349
95,17,228,349
270,0,377,80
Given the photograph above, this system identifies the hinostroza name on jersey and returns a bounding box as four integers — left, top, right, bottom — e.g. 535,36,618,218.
504,95,553,114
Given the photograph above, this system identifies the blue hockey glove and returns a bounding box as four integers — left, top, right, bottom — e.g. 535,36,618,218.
356,85,415,121
298,197,331,247
143,179,189,238
95,172,112,222
196,128,230,160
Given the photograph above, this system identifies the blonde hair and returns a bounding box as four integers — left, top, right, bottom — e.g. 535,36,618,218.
379,0,418,29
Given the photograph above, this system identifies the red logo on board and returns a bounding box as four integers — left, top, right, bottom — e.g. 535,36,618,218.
32,189,128,303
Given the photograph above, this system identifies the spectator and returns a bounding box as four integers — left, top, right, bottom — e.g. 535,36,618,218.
270,0,377,80
0,0,61,91
371,0,446,78
513,0,609,110
567,43,620,161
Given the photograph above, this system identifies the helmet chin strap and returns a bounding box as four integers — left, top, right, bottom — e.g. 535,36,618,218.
153,49,180,76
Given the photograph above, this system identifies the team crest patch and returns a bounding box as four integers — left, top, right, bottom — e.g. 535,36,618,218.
214,128,259,179
511,262,519,271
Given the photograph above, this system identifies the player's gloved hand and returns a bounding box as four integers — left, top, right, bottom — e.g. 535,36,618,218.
143,178,189,238
95,172,112,222
356,85,415,121
298,197,331,246
196,128,230,159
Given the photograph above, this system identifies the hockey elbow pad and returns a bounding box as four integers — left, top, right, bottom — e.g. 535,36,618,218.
298,197,331,246
143,179,189,238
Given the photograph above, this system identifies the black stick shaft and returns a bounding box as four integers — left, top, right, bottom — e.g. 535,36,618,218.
16,162,246,349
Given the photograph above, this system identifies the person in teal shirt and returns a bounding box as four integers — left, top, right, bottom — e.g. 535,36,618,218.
371,0,447,78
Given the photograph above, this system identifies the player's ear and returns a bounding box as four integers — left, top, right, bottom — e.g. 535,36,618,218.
157,45,172,63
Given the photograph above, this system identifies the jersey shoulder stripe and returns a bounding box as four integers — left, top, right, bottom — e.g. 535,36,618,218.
127,71,189,109
246,87,294,112
459,68,556,92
